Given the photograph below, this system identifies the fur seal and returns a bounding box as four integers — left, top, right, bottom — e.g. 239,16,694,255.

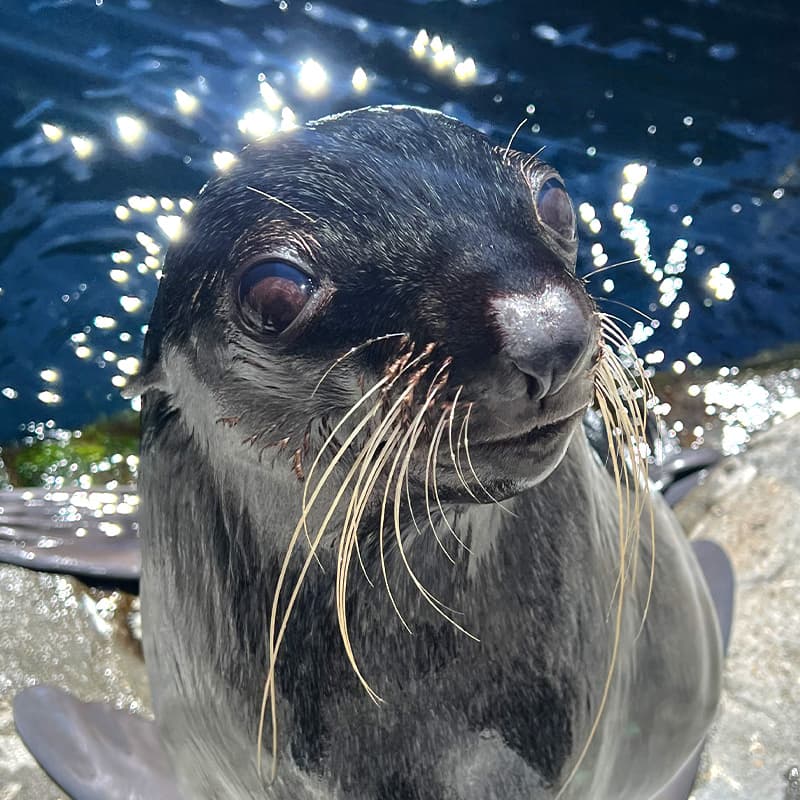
13,106,730,800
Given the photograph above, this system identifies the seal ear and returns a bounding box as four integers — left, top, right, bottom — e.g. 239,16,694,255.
120,361,169,399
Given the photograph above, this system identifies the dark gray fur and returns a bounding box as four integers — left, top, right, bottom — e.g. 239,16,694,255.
134,106,722,799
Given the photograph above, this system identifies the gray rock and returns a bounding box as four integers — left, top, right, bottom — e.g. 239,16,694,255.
0,568,148,800
675,415,800,800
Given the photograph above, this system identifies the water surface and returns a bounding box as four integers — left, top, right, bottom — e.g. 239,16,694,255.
0,0,798,444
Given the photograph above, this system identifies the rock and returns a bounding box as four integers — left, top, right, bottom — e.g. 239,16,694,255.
0,568,148,800
675,414,800,800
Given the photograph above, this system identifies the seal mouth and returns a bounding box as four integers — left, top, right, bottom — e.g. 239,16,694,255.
473,406,586,448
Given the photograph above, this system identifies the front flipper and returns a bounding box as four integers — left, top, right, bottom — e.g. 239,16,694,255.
13,685,182,800
649,539,734,800
0,487,140,587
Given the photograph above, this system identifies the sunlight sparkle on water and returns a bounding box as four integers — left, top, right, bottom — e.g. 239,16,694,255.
116,115,146,146
156,214,184,241
119,296,143,313
259,79,283,111
454,58,477,82
238,108,276,139
281,107,297,131
37,391,61,405
174,89,199,115
117,357,140,376
352,67,368,93
298,59,328,96
70,136,94,159
707,263,736,301
412,29,429,57
128,195,158,214
213,151,236,171
41,123,63,142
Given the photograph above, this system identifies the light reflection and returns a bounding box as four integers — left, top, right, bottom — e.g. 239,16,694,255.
454,58,477,82
70,136,94,159
119,296,143,313
174,89,199,115
40,369,59,383
411,29,476,82
280,107,297,131
213,150,237,171
41,123,63,142
238,108,276,139
707,262,735,301
259,79,283,111
117,357,140,376
298,59,328,95
156,214,183,241
128,195,158,214
352,67,368,93
433,44,456,70
93,315,116,330
116,115,146,146
37,391,62,405
411,29,429,57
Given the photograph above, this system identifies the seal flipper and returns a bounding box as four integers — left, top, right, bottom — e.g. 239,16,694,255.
691,538,735,656
0,487,140,587
14,685,182,800
648,540,734,800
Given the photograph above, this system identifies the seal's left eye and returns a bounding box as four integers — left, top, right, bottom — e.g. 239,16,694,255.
238,260,313,334
535,178,576,241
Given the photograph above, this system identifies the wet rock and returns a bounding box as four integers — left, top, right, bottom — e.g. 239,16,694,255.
0,568,147,800
676,414,800,800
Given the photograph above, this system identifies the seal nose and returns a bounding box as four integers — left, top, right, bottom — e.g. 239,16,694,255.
490,286,593,401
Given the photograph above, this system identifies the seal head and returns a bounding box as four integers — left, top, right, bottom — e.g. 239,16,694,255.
133,107,722,800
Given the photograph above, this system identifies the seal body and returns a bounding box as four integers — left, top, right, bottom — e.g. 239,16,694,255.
135,106,723,799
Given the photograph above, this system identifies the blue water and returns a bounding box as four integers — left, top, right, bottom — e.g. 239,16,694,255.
0,0,798,442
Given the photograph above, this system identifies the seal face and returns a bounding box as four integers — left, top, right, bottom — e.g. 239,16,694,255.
134,106,723,799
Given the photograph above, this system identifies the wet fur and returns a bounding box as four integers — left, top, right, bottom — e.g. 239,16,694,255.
137,107,722,799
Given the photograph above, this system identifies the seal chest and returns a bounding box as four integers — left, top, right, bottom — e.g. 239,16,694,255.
133,106,723,799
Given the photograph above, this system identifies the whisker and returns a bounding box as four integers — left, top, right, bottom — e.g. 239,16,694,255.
311,333,409,398
595,297,656,324
447,388,481,502
462,402,518,516
246,185,317,223
581,257,640,281
502,118,529,163
424,410,456,565
431,412,473,554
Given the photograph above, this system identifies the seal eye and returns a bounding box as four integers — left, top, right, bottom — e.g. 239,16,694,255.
238,260,313,334
535,178,576,241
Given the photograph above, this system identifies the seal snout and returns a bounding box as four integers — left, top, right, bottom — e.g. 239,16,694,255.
490,285,595,401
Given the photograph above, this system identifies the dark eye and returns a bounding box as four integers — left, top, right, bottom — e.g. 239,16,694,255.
238,260,313,334
535,178,576,240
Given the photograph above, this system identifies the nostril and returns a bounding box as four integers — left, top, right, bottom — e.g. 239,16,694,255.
490,286,592,401
523,372,548,401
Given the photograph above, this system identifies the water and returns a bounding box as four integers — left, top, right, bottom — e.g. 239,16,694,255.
0,0,798,443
